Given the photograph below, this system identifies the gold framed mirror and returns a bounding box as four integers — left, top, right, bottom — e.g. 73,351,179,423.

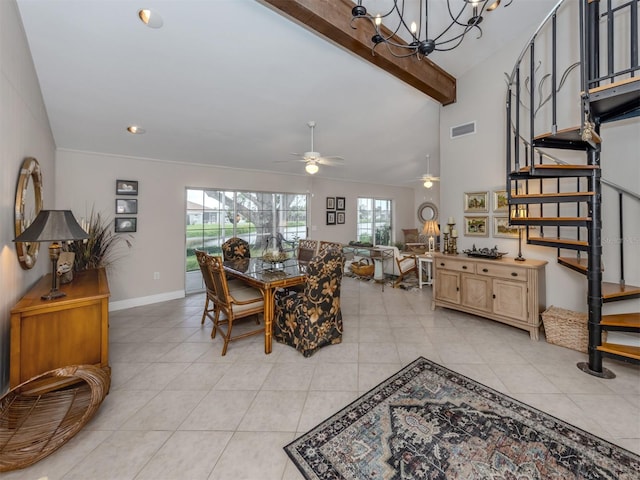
15,157,43,269
417,201,438,223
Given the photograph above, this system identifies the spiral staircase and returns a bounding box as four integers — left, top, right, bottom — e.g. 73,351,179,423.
506,0,640,377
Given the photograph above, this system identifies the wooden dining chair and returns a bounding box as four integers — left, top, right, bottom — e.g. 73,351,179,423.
318,240,343,253
205,254,265,355
297,239,318,263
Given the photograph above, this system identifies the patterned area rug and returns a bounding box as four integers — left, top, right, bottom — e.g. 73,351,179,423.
285,357,639,479
343,270,420,291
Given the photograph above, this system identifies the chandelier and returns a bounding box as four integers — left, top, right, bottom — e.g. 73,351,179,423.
350,0,510,59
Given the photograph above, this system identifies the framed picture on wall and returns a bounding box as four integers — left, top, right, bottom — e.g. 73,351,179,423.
336,197,345,210
493,215,519,238
464,216,489,236
116,198,138,214
115,217,137,233
326,197,335,209
337,212,345,224
464,191,488,213
116,180,138,196
492,190,509,212
326,211,336,225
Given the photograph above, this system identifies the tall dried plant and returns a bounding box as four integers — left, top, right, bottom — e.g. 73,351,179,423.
64,209,132,271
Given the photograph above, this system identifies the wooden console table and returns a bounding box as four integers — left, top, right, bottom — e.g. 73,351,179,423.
432,253,546,339
10,268,110,388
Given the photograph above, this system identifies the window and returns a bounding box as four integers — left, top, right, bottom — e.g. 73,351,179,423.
357,197,393,246
185,188,308,293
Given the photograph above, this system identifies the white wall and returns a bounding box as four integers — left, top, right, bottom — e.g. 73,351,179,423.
439,10,640,314
54,150,417,307
0,0,56,392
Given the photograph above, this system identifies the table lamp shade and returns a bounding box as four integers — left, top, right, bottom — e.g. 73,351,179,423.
422,220,440,237
14,210,88,243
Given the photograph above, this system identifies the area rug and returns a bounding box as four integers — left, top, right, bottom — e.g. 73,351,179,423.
343,270,419,291
285,357,639,479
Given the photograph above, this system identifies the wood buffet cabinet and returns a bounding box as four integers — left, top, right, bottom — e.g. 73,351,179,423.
10,268,110,388
432,253,546,339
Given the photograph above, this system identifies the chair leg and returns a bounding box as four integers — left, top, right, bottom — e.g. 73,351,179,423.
211,310,221,339
221,319,233,356
201,297,209,324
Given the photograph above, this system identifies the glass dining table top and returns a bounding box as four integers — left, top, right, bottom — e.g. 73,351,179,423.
222,257,307,286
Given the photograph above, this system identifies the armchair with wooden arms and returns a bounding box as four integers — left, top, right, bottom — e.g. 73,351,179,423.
394,254,418,287
274,248,345,357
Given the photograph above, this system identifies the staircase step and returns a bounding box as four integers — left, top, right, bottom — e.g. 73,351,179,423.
558,256,588,274
511,192,594,204
597,343,640,363
602,282,640,303
527,236,589,251
587,77,640,123
511,216,590,227
601,313,640,331
532,126,601,150
511,164,599,179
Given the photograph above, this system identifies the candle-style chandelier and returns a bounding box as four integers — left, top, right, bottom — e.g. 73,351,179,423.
350,0,510,59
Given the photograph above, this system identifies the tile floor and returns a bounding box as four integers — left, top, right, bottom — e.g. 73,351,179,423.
7,277,639,480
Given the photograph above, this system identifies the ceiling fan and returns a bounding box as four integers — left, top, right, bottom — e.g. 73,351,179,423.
276,121,344,174
416,154,440,188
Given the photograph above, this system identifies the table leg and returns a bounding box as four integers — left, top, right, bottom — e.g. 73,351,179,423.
418,259,424,289
261,287,275,354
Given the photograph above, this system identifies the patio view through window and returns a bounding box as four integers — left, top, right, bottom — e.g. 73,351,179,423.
357,197,393,246
185,188,308,293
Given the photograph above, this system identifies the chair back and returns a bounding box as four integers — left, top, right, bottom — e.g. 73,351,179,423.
396,254,417,275
297,239,318,263
195,250,216,295
222,237,251,261
204,254,232,309
305,248,345,300
318,240,343,254
402,228,419,244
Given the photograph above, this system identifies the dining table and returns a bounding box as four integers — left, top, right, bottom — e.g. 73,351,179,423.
223,257,307,354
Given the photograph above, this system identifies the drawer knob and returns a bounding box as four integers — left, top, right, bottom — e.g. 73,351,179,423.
462,266,467,270
440,263,445,267
482,268,489,273
511,272,518,277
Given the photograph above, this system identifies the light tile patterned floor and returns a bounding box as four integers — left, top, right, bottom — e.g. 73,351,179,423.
6,277,639,479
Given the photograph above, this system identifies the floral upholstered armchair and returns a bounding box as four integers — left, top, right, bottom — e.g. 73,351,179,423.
221,237,250,261
274,248,345,357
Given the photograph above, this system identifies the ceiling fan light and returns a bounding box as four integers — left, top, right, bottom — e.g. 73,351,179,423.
423,179,433,189
305,162,319,174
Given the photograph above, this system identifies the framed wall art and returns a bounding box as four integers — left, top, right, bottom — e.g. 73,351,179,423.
493,215,519,238
336,196,345,210
326,197,335,210
464,191,489,213
115,217,137,233
116,180,138,196
492,190,509,212
326,211,336,225
337,212,345,224
464,216,489,236
116,198,138,214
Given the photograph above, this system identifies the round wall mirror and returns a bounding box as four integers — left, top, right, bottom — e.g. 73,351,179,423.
417,201,438,223
15,157,43,269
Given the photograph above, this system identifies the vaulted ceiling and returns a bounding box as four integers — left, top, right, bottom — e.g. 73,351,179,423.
17,0,557,186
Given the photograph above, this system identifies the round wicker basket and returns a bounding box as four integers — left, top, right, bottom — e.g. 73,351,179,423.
0,365,110,472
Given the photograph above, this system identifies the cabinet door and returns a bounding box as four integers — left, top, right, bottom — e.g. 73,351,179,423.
461,274,492,313
493,279,528,321
435,270,460,304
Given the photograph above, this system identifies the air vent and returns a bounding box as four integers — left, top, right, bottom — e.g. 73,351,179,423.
450,121,476,139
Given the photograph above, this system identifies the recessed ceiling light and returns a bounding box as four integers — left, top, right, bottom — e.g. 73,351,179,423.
127,126,145,134
138,9,163,28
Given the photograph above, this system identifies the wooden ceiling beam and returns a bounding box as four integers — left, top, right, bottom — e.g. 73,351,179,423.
261,0,456,105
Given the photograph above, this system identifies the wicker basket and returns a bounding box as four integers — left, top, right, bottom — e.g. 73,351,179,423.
541,306,606,353
0,365,110,472
351,258,374,277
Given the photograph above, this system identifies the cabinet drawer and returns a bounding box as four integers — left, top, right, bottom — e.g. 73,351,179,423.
477,263,527,281
435,258,475,273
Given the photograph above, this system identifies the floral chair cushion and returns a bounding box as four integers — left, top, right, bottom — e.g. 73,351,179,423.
274,248,345,357
221,237,250,261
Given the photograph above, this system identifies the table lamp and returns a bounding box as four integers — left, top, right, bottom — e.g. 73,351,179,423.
422,220,441,253
14,210,89,300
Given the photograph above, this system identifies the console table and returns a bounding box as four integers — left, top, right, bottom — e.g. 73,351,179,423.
10,268,110,388
432,253,546,339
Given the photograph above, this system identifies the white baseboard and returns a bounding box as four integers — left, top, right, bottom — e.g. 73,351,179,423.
109,290,185,311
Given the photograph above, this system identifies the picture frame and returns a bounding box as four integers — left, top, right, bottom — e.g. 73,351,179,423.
337,212,345,224
116,180,138,196
115,198,138,214
326,197,335,210
492,190,509,212
326,211,336,225
114,217,137,233
336,196,345,210
493,215,519,238
464,191,489,213
464,216,489,236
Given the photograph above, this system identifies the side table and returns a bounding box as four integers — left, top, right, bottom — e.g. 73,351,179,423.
417,254,433,288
